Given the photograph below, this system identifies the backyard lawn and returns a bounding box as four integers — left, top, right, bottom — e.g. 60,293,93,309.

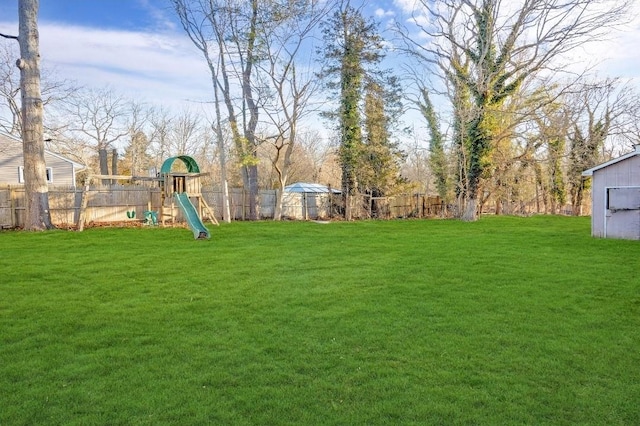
1,216,639,424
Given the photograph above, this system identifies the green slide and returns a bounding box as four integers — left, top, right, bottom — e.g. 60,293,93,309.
174,193,210,239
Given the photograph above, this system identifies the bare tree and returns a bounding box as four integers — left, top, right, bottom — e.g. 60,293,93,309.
257,1,328,220
401,133,433,195
172,0,265,220
0,42,78,138
122,100,152,177
2,39,102,186
294,129,336,185
0,43,22,135
0,0,54,229
147,107,173,171
526,95,572,214
397,0,632,221
169,108,202,157
63,86,130,183
565,78,638,214
209,80,232,223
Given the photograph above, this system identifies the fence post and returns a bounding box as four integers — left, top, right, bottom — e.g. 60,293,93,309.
10,185,15,227
77,183,90,231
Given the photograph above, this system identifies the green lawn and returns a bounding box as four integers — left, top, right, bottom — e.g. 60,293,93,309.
1,216,639,425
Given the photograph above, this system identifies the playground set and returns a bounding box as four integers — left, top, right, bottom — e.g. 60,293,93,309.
78,156,217,239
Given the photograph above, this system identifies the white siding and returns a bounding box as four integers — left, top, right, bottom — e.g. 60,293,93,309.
0,133,81,186
0,141,24,184
591,155,640,239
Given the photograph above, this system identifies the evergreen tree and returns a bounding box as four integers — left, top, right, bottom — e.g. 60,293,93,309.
318,2,386,218
359,79,404,198
418,88,448,202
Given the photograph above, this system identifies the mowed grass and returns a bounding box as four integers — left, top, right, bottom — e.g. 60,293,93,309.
1,216,639,425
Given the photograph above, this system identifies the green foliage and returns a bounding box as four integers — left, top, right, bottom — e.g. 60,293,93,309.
359,80,405,196
548,137,566,206
567,119,607,211
1,217,640,424
238,136,260,167
318,5,394,199
448,1,529,212
419,88,448,200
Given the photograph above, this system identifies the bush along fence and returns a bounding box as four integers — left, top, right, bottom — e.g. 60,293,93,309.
0,184,453,228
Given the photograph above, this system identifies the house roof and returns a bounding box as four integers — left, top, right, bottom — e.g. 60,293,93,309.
0,130,85,170
582,145,640,176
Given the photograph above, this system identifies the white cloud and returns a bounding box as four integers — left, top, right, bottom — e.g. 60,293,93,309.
393,0,417,14
553,1,640,83
389,0,640,85
1,20,214,110
375,8,395,18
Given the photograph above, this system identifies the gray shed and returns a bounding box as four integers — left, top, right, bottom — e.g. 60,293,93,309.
582,145,640,240
0,131,84,187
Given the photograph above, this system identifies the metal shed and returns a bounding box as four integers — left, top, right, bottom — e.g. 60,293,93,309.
582,145,640,240
283,182,340,220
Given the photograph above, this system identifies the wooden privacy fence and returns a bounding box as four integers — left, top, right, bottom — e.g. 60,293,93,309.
1,185,587,229
0,185,84,228
0,185,450,228
0,185,344,228
364,194,444,219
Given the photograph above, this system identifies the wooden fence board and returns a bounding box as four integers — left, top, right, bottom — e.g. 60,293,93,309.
1,184,583,228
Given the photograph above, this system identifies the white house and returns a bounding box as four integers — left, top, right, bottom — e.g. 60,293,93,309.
0,131,84,187
582,145,640,240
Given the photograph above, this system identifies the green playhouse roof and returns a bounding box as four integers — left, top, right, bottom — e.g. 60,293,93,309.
160,156,200,174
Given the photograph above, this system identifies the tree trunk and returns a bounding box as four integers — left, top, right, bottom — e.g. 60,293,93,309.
273,151,286,220
274,186,284,221
221,179,231,222
247,163,259,220
211,87,230,223
462,197,477,222
111,148,118,184
97,148,108,184
18,0,53,230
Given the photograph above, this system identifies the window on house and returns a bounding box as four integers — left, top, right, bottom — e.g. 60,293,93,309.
18,166,53,183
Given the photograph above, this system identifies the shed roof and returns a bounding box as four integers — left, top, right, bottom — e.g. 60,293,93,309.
284,182,341,193
582,145,640,176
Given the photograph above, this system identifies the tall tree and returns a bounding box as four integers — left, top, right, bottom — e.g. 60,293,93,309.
418,87,448,202
64,87,130,182
565,79,640,215
169,108,201,156
319,2,385,219
173,0,264,220
359,79,404,199
529,97,571,214
398,0,632,220
257,0,328,220
122,100,151,178
209,78,232,223
1,0,53,229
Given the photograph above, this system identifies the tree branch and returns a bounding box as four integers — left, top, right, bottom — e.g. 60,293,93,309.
0,32,18,40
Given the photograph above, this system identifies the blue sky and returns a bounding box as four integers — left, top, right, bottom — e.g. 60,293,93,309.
1,0,639,122
1,0,175,31
0,0,209,109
